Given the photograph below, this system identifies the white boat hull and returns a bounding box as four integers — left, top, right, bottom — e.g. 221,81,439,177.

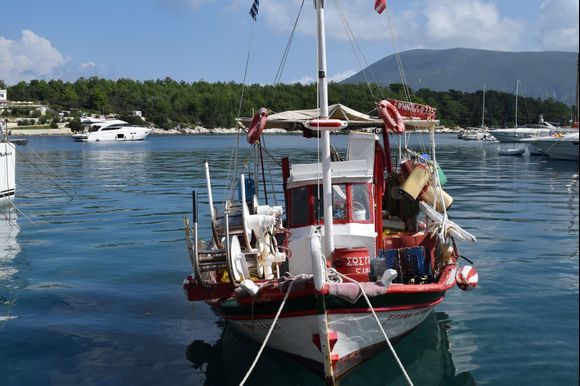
228,303,435,378
489,128,551,142
546,140,579,160
73,127,151,142
523,133,579,160
0,142,16,206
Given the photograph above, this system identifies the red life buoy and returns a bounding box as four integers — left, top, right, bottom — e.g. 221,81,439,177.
247,107,268,144
377,100,405,134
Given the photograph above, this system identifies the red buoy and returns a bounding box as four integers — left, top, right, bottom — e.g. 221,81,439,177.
455,265,478,291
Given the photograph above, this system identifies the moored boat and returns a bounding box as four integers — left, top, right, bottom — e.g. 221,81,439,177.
73,118,152,142
181,1,479,384
499,148,525,156
0,121,16,206
523,132,579,160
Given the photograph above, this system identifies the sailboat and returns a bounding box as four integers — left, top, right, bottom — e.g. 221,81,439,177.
463,85,495,141
0,121,16,207
182,1,478,383
489,80,559,142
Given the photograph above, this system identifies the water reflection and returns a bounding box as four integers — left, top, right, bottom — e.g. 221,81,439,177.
186,312,474,386
0,211,20,329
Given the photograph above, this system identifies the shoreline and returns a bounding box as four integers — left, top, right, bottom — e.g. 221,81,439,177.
8,126,459,136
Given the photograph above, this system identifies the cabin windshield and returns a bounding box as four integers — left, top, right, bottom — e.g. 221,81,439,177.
288,182,372,228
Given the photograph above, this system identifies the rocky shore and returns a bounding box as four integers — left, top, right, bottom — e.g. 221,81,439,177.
9,125,457,136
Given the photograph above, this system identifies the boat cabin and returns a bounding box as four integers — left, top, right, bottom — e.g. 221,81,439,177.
282,133,379,275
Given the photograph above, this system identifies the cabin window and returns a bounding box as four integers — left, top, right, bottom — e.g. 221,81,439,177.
289,186,310,227
352,183,371,221
287,182,373,227
332,184,347,220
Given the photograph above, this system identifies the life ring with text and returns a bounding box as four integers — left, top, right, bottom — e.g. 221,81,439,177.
378,100,405,134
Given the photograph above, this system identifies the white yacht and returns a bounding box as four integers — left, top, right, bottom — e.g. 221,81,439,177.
489,115,559,143
523,132,579,160
73,118,152,142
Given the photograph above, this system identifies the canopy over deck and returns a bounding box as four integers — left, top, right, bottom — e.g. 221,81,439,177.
237,103,438,132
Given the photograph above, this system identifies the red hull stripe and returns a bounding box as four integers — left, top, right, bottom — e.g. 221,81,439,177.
221,297,443,321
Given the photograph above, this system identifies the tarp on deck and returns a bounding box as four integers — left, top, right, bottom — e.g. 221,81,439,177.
237,103,438,131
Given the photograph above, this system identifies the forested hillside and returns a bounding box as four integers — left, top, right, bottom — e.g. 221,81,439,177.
1,77,572,129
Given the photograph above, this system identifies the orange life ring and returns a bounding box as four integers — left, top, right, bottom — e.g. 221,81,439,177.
247,107,268,144
377,100,405,134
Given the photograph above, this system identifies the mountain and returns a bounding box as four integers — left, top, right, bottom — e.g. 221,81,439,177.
341,48,578,105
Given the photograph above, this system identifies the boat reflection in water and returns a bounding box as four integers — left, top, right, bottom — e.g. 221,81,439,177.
186,312,475,386
0,212,20,328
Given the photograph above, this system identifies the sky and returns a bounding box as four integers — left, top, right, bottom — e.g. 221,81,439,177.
0,0,578,87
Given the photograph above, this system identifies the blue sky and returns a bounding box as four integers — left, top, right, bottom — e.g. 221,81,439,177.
1,0,578,86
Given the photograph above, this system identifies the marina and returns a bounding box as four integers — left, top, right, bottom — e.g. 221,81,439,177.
1,1,579,385
0,134,577,385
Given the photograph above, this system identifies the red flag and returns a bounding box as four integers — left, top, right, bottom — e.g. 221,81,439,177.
374,0,386,14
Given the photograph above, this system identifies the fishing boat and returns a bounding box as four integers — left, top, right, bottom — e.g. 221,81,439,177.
182,1,479,384
72,117,152,142
0,122,16,207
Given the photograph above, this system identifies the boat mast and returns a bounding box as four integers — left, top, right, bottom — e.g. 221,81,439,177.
515,80,519,127
315,0,334,256
481,84,486,128
313,2,336,384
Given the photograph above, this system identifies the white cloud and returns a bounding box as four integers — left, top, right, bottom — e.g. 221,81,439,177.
329,70,356,82
289,69,356,84
259,0,525,51
420,0,524,50
0,30,66,84
289,75,315,85
537,0,579,51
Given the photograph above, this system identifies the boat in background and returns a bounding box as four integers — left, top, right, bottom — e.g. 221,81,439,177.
181,1,479,384
499,148,525,156
489,114,561,142
462,85,496,141
1,121,16,207
523,132,579,160
523,53,580,159
73,117,152,142
489,80,568,142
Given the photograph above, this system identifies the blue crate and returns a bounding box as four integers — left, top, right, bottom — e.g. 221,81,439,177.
398,246,427,277
379,246,430,282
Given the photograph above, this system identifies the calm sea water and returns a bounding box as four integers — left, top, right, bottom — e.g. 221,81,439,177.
1,134,578,386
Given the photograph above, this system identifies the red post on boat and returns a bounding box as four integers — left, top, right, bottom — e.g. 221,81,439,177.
381,124,393,173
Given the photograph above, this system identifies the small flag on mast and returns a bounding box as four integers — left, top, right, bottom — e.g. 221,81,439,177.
374,0,386,14
249,0,260,20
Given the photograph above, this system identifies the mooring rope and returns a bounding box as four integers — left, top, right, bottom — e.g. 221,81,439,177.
330,268,414,386
239,279,296,386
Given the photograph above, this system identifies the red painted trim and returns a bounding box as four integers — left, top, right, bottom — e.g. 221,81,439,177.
222,298,443,321
326,297,444,315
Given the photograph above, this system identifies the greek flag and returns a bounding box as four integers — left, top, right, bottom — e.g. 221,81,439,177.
249,0,259,20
